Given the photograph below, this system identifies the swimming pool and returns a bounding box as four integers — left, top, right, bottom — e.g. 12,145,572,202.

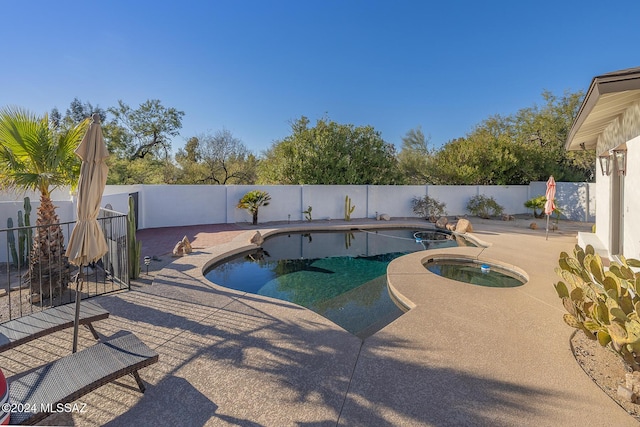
205,228,475,338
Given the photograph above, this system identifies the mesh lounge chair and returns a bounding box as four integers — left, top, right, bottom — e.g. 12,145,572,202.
8,332,158,425
0,301,109,353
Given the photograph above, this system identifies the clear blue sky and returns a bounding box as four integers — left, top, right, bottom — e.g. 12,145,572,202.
1,1,638,154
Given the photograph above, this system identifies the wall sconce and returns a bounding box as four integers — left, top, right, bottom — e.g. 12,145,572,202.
613,149,627,176
598,154,611,176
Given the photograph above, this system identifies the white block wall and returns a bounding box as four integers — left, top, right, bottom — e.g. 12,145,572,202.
0,181,596,262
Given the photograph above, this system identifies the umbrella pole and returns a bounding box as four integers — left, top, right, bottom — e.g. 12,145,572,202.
545,215,550,240
72,265,83,353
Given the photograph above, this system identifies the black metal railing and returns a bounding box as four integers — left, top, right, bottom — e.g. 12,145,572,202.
0,208,129,322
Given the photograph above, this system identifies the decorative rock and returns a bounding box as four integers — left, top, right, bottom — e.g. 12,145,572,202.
29,293,41,304
250,231,264,245
529,222,538,230
181,236,193,254
502,214,515,221
456,218,473,234
172,241,185,257
445,223,456,231
626,371,640,396
618,385,636,403
454,235,467,246
435,216,449,229
379,214,391,221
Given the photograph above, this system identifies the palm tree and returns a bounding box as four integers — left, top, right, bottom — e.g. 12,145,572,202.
237,190,271,225
0,107,88,300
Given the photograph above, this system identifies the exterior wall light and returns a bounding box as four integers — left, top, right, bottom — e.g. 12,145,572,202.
598,154,611,176
613,149,627,176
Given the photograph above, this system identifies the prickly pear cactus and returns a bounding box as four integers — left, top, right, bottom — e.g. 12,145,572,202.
555,244,640,370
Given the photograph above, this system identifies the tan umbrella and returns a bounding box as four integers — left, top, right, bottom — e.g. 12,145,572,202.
65,113,109,352
544,176,556,240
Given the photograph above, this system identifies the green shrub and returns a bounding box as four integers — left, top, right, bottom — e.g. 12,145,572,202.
554,244,640,370
411,195,446,222
466,195,503,219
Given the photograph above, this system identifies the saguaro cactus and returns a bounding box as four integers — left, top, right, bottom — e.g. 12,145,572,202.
7,218,18,268
344,195,355,221
17,210,26,266
23,196,32,261
127,196,141,279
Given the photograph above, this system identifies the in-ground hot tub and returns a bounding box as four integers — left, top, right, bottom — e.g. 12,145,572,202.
424,257,527,288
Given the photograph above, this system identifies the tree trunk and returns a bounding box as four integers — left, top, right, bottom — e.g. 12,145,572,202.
252,210,258,225
26,194,70,302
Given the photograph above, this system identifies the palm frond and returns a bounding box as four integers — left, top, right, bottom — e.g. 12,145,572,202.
0,106,87,195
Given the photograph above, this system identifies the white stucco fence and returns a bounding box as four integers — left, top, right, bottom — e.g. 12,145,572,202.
0,182,595,262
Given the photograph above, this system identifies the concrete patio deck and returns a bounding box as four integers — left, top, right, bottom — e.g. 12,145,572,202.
1,217,637,426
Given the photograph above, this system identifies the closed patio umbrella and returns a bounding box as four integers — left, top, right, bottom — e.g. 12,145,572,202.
544,176,556,241
65,113,109,352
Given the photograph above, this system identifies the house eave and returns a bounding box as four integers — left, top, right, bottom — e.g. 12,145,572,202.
566,67,640,152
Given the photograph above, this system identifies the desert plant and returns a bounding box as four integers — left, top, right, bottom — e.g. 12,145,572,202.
7,209,31,268
238,190,271,225
344,195,355,221
303,206,312,222
524,195,546,218
0,107,88,296
7,218,19,268
17,210,26,266
345,232,354,249
525,195,561,219
554,244,640,371
466,195,504,219
127,195,141,279
23,197,32,261
411,195,446,222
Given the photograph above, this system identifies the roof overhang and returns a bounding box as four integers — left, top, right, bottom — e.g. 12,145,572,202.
566,67,640,152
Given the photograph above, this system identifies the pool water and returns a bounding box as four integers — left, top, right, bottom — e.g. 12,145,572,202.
205,228,474,338
424,259,526,288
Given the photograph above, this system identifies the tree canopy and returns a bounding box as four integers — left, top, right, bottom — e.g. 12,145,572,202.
398,126,432,184
399,90,594,185
102,100,184,184
10,88,595,187
175,129,257,184
259,116,403,185
106,99,184,160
